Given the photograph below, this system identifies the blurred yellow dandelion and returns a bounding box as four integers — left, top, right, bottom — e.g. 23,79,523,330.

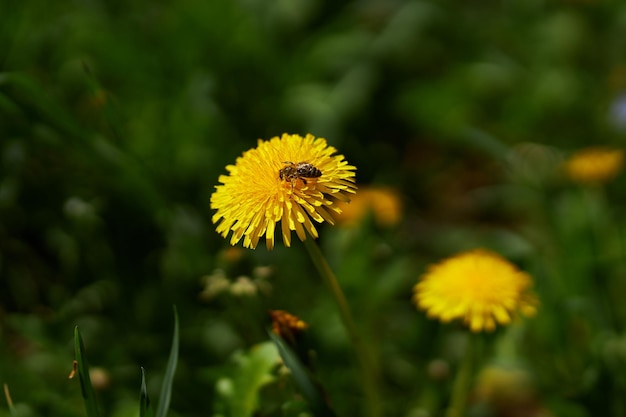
564,146,624,184
337,186,403,227
211,133,357,250
413,249,538,332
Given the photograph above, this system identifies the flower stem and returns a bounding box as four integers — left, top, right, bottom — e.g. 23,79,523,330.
303,238,381,417
445,336,474,417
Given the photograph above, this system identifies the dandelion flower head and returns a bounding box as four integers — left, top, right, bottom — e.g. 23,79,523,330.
211,133,356,249
413,249,538,332
564,146,624,184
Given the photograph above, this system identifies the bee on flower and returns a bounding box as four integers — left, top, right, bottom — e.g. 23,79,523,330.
211,133,357,250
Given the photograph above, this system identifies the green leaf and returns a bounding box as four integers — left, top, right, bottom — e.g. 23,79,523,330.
218,341,281,417
74,326,99,417
268,332,337,417
3,384,18,417
140,367,155,417
155,306,180,417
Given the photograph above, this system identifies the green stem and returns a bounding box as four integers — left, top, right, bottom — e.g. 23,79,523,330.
445,336,474,417
303,238,381,417
582,186,617,330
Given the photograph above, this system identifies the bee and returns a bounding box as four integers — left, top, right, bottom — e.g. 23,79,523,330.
279,161,322,186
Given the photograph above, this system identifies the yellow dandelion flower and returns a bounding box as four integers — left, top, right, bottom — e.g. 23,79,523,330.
564,146,624,184
211,133,357,250
413,249,538,332
337,186,403,227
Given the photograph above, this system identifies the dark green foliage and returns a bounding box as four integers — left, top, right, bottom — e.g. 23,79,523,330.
74,327,99,417
140,368,155,417
269,331,337,417
3,384,18,417
155,306,179,417
3,0,626,416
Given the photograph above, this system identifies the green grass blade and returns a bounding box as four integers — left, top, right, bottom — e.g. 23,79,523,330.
0,72,84,139
140,367,155,417
74,326,99,417
3,384,18,417
268,331,337,417
155,306,180,417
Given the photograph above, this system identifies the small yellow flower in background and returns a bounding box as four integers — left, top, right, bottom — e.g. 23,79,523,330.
564,146,624,184
211,133,356,250
221,247,245,263
89,367,112,391
413,249,538,332
336,186,403,227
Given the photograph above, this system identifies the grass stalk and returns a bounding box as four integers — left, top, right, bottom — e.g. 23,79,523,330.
445,336,474,417
303,238,381,417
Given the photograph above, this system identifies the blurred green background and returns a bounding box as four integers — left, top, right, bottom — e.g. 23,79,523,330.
3,0,626,416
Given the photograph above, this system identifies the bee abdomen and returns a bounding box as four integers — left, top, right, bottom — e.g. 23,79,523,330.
297,164,322,178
